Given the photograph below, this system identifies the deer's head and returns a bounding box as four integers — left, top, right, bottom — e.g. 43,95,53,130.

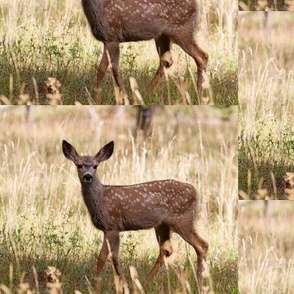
62,140,114,183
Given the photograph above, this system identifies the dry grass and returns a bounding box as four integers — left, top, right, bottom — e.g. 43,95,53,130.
238,12,294,199
0,106,237,293
0,0,237,105
239,201,294,293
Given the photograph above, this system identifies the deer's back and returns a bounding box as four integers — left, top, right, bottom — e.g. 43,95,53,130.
82,0,198,42
95,180,198,231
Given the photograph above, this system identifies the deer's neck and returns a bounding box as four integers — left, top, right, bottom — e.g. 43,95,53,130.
80,176,106,230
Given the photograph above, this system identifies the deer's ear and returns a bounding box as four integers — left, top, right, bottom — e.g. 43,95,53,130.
62,140,79,162
95,141,114,163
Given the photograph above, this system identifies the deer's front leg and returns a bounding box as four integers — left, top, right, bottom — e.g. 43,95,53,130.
96,233,110,293
105,231,129,293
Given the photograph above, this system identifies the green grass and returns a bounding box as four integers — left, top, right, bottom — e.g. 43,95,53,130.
0,106,238,293
238,12,294,199
0,0,237,105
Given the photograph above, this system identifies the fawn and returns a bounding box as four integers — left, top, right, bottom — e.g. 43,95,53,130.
82,0,209,104
62,140,209,293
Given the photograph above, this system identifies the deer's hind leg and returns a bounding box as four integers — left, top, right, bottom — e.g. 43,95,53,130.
172,32,209,105
173,222,209,294
146,35,173,95
145,223,173,285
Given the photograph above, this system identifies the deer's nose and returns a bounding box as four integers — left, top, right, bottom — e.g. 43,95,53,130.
83,173,93,182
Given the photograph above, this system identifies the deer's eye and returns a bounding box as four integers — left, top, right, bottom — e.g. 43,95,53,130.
77,164,83,169
93,165,98,170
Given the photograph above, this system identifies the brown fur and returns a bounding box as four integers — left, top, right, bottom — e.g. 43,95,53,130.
82,0,209,104
62,140,209,293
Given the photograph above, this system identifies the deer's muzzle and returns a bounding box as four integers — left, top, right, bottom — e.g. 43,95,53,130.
83,173,93,182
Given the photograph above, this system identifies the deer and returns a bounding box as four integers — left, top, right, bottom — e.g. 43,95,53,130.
62,140,209,293
81,0,209,105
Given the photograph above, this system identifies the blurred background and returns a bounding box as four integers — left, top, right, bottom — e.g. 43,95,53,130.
239,0,294,10
238,12,294,200
0,105,237,293
0,0,237,105
239,200,294,293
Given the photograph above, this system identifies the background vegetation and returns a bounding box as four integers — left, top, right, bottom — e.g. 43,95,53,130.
0,0,237,105
238,12,294,199
0,106,238,293
239,0,294,10
239,201,294,293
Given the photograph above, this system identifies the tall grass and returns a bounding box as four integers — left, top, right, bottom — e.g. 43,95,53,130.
239,201,294,293
0,106,238,293
0,0,237,105
238,12,294,199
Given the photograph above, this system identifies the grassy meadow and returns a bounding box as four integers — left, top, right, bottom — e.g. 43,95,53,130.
238,12,294,199
0,0,237,105
239,201,294,293
0,106,238,293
